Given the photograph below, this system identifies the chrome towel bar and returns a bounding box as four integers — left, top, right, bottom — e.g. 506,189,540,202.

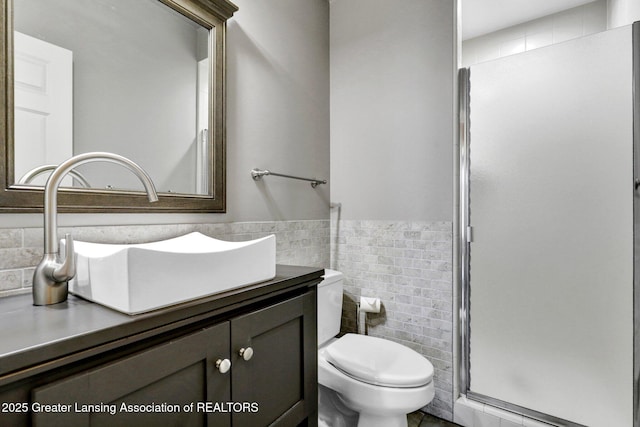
251,168,326,188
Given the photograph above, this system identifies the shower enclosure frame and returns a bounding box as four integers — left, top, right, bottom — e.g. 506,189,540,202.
633,20,639,427
457,21,640,427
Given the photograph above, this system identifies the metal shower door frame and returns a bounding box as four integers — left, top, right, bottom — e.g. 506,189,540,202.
457,21,640,427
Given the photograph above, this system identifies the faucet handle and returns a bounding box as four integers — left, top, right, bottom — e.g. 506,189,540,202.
52,233,76,282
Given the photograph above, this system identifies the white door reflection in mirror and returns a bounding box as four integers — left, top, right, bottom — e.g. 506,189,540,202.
14,31,73,187
196,58,208,195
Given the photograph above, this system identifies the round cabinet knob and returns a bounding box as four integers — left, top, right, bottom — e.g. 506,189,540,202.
239,347,254,361
215,358,231,374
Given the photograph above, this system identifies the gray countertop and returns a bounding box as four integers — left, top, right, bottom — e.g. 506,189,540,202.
0,264,323,384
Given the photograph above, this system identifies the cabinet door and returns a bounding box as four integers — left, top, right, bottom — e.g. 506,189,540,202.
231,291,317,427
32,322,231,427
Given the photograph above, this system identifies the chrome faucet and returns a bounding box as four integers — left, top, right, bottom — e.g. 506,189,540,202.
18,164,92,188
32,152,159,306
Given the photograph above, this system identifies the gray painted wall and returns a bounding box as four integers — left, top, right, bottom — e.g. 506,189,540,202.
328,0,456,420
226,0,330,222
330,0,454,222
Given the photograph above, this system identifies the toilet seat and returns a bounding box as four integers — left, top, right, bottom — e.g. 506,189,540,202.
324,334,434,388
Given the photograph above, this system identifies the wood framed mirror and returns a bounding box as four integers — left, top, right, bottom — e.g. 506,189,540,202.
0,0,237,213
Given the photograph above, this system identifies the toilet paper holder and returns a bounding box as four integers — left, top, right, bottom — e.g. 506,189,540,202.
359,296,381,313
357,296,381,335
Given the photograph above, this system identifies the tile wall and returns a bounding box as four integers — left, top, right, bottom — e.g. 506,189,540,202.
454,397,556,427
462,0,606,67
331,219,454,421
0,220,330,298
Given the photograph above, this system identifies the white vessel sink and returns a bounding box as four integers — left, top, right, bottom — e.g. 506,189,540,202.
67,232,276,314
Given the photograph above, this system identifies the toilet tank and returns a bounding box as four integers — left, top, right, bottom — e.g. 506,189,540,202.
318,269,344,346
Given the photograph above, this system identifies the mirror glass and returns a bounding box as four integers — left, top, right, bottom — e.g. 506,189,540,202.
12,0,211,195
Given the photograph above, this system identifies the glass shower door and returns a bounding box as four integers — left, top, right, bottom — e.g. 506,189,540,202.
465,25,634,427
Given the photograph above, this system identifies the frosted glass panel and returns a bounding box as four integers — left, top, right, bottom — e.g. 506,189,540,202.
468,26,633,427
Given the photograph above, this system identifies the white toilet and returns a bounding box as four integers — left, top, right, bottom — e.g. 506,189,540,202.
317,269,435,427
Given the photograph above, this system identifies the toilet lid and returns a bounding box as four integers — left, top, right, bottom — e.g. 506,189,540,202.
324,334,434,388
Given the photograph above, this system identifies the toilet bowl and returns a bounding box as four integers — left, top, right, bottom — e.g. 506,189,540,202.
317,270,435,427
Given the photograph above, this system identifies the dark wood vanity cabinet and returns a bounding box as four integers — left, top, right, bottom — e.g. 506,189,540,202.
0,268,320,427
32,322,231,427
230,291,317,427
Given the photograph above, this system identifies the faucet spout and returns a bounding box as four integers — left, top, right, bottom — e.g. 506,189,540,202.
33,152,158,306
17,164,92,188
